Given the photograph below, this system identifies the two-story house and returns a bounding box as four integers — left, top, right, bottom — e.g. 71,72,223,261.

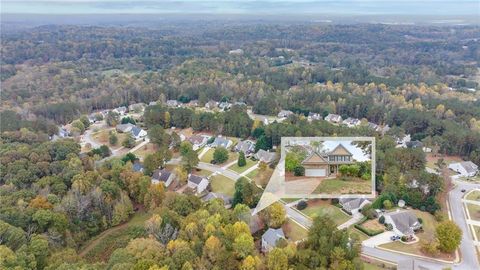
301,143,354,177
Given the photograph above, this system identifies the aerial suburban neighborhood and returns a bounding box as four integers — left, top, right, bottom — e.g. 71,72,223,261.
1,3,480,270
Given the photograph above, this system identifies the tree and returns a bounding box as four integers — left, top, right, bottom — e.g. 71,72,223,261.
233,178,260,208
203,235,223,263
263,202,286,228
143,184,165,210
293,166,305,176
255,135,269,152
382,199,393,210
148,125,171,149
106,111,120,127
240,255,261,270
122,134,136,148
180,142,198,172
436,220,462,253
122,152,137,164
213,147,229,164
121,117,136,125
79,115,91,128
144,151,171,175
145,214,179,245
71,120,85,134
109,132,118,145
266,248,288,270
233,233,254,259
112,192,134,226
238,151,247,167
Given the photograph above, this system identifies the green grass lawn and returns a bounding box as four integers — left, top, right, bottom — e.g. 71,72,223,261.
466,190,480,201
348,227,370,242
228,159,257,174
246,168,259,179
210,174,236,196
467,203,480,221
200,148,215,163
473,226,480,239
313,178,372,195
80,210,150,262
301,200,350,226
282,218,308,242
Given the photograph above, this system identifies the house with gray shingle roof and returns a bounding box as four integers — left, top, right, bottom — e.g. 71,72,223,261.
262,228,286,252
187,174,210,195
235,140,256,155
131,126,147,140
325,113,342,123
448,161,478,177
278,110,294,118
384,211,421,237
152,169,175,187
201,192,232,208
254,149,277,164
339,198,371,215
209,136,232,148
116,123,135,133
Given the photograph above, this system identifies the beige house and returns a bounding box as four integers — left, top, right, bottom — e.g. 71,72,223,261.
301,144,354,177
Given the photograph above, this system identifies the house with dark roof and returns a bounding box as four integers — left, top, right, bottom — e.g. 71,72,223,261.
261,228,286,252
131,126,147,140
132,162,144,173
187,174,210,195
254,149,277,164
235,140,256,155
384,211,421,237
339,198,371,214
324,113,342,123
152,169,175,187
301,144,354,177
209,136,232,148
448,161,478,177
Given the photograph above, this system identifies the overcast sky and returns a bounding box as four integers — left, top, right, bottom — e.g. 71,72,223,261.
2,0,478,15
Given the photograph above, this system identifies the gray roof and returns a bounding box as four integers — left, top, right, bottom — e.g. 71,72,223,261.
236,140,255,153
339,198,370,211
132,162,144,172
202,192,232,205
152,169,172,182
459,161,479,174
406,141,423,149
116,123,134,132
255,149,276,163
211,137,230,148
388,211,420,235
188,135,205,145
131,126,144,137
262,228,285,247
188,174,206,185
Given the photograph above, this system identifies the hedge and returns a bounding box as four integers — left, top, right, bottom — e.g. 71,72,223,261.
354,217,384,237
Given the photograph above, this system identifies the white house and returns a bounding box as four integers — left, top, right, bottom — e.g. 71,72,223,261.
308,112,322,121
128,103,146,112
342,117,361,127
205,100,218,110
209,136,232,148
131,126,147,140
113,106,127,115
187,174,210,195
188,134,210,151
261,228,285,252
219,102,232,110
166,100,180,107
152,169,175,187
235,140,256,155
324,113,342,123
448,161,478,177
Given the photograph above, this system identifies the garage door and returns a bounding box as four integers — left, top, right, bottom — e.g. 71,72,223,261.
305,169,326,177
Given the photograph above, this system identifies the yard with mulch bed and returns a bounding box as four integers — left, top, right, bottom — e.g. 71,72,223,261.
312,178,372,195
300,199,350,226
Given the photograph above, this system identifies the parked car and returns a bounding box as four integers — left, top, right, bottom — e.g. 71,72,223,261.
390,235,401,241
461,189,466,193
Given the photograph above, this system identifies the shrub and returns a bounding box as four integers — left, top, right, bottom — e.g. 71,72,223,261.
354,218,384,236
385,223,393,231
213,147,229,164
418,218,423,224
379,216,385,224
296,200,308,210
401,236,407,242
364,208,377,220
383,199,393,210
293,166,305,176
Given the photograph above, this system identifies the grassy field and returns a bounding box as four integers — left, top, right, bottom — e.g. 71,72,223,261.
80,210,150,262
132,142,157,160
91,129,129,150
200,148,215,163
313,178,372,195
467,190,480,201
248,167,274,188
282,218,308,242
425,154,462,170
467,204,480,221
379,210,455,260
301,199,350,226
348,227,370,242
210,174,236,196
228,159,257,174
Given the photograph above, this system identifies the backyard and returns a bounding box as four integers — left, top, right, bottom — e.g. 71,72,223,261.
92,129,129,150
282,218,309,242
228,158,257,174
200,148,239,164
210,174,236,196
467,203,480,221
132,142,158,160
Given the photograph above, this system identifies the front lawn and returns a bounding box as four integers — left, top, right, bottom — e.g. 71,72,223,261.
300,199,350,226
210,174,236,196
282,218,308,242
228,159,257,174
132,142,158,160
313,178,372,195
91,129,129,150
248,167,274,188
467,204,480,221
199,149,238,165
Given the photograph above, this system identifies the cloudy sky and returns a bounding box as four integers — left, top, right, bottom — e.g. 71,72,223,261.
2,0,478,15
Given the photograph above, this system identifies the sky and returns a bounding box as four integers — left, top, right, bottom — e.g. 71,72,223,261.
2,0,479,15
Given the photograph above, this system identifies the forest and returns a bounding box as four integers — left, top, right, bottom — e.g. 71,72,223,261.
1,21,479,270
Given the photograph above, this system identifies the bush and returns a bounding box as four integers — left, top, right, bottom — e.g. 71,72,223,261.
237,151,247,167
379,216,385,224
418,218,423,224
363,208,377,220
385,223,393,231
213,147,229,164
293,166,305,176
401,236,407,242
296,200,308,210
383,199,393,210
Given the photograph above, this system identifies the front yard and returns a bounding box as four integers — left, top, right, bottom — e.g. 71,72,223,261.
199,148,239,165
91,129,129,150
467,204,480,221
466,190,480,201
300,199,350,226
313,178,372,195
210,174,236,196
132,142,158,160
228,158,257,174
